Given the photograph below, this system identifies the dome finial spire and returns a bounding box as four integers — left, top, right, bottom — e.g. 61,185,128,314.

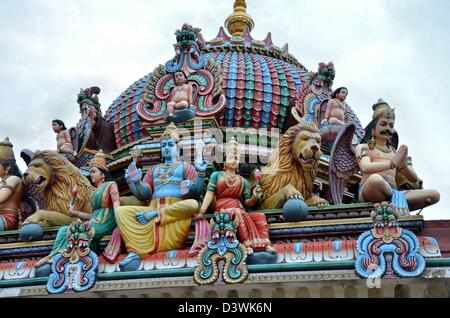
225,0,254,37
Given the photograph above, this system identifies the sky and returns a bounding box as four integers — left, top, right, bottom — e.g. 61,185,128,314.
0,0,449,220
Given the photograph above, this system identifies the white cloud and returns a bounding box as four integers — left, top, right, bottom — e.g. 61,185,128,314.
0,0,448,220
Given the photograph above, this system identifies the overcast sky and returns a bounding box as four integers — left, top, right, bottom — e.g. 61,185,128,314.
0,0,449,220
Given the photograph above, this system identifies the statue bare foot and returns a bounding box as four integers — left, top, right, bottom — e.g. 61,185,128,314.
34,256,50,268
118,252,141,270
136,211,158,225
265,245,277,254
245,247,254,255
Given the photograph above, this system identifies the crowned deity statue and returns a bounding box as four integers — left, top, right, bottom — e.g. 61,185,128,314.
0,137,23,232
115,123,206,271
355,99,440,215
195,138,276,257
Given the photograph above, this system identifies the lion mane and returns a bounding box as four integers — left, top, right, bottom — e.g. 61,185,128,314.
260,123,320,201
31,150,94,215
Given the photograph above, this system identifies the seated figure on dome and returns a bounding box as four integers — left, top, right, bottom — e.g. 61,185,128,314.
355,99,440,215
166,71,196,123
321,87,348,126
52,119,77,159
0,137,23,232
115,123,206,271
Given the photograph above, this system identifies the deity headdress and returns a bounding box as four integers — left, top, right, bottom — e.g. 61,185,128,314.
161,123,180,142
0,137,15,162
372,98,396,121
225,137,240,156
362,99,398,149
89,150,108,171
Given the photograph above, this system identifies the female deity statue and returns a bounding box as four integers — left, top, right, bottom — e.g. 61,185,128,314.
195,138,276,255
34,150,120,268
0,137,23,232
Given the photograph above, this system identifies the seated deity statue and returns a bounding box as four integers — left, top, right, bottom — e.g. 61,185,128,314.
194,138,276,256
52,119,77,157
166,71,195,123
355,99,440,215
0,137,23,232
321,87,348,126
115,123,206,271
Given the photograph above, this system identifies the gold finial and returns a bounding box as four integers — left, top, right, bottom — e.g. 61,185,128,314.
225,0,254,37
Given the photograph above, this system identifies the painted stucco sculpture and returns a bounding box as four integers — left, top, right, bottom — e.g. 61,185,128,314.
330,99,440,214
260,119,328,214
355,202,426,278
19,151,95,240
46,220,99,294
196,138,276,263
115,123,206,271
194,211,249,285
0,137,23,232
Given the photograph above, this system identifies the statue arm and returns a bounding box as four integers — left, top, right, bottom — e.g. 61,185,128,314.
243,179,259,209
128,181,151,201
68,210,91,220
397,156,419,183
188,84,193,106
64,130,71,144
355,144,392,174
0,177,19,205
322,100,333,122
199,190,215,214
109,182,121,210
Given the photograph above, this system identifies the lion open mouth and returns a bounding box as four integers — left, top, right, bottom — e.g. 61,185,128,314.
35,176,47,188
300,153,315,166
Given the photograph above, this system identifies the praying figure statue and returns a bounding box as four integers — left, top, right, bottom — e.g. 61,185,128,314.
355,99,440,215
115,123,206,271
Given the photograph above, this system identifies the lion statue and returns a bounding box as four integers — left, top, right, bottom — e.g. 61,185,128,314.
19,150,95,240
260,120,328,209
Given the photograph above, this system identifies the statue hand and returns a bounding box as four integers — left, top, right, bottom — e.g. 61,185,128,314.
194,159,207,174
125,162,142,184
393,145,408,169
253,185,263,200
180,180,191,195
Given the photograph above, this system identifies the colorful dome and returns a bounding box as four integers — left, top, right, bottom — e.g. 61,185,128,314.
104,1,310,148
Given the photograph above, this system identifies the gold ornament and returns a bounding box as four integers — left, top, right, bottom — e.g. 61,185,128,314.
225,0,255,37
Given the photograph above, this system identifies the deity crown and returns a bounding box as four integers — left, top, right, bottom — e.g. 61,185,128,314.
372,99,396,121
225,137,240,155
161,123,180,142
89,150,108,171
0,137,15,161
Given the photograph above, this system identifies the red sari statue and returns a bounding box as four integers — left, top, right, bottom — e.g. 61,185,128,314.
196,139,275,255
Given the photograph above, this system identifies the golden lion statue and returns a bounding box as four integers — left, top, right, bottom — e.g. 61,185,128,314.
260,121,328,209
21,150,95,228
